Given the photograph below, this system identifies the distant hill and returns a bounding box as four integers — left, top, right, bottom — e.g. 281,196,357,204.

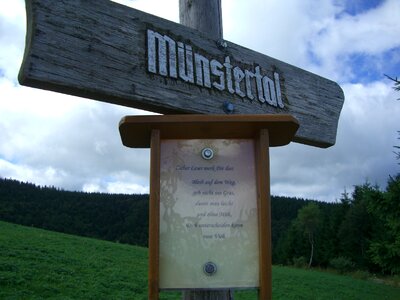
0,177,314,248
0,178,149,246
3,176,399,276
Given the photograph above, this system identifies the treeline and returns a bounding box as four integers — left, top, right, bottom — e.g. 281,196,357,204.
0,177,310,249
0,178,149,246
275,174,400,275
1,175,399,275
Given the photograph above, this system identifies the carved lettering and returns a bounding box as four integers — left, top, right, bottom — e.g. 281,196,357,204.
194,53,211,88
254,66,265,103
210,59,225,91
233,67,245,98
147,29,284,108
262,75,277,107
274,72,284,108
223,56,235,94
245,69,256,100
147,29,177,78
177,42,194,83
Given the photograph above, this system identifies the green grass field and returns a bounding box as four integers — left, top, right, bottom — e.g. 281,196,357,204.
1,220,399,299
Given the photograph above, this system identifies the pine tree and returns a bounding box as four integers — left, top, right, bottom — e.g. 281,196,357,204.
385,75,400,162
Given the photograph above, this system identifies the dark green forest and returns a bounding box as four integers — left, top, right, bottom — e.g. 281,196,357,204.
0,179,148,246
1,175,399,275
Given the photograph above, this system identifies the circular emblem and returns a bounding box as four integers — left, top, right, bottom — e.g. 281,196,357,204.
201,148,214,160
203,261,217,276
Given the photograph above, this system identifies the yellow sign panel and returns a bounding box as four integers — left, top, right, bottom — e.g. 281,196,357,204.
159,139,259,289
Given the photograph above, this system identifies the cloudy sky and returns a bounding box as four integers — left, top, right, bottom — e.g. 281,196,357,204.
1,0,399,202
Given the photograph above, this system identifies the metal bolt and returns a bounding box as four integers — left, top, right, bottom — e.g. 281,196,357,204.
201,148,214,160
203,261,217,276
217,39,228,50
223,101,234,114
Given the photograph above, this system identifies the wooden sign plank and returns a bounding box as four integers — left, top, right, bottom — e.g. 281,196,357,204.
19,0,344,148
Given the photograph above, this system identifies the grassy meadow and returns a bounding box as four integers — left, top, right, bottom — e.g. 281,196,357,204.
1,221,399,299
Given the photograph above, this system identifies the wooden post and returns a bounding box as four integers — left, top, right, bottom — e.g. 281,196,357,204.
179,0,223,40
255,130,272,299
149,130,161,300
180,2,231,299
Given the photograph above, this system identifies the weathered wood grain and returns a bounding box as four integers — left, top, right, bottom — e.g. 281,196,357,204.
119,114,299,148
19,0,344,148
255,129,272,300
179,0,223,40
149,129,161,300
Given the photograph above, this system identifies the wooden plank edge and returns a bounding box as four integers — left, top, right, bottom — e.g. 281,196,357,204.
119,114,299,148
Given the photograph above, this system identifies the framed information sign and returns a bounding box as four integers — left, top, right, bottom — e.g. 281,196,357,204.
119,114,299,299
159,139,259,289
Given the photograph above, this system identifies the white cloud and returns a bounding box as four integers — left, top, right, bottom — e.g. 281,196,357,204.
314,0,400,56
0,158,69,188
112,0,178,22
271,80,400,201
0,0,26,80
222,0,339,69
222,0,400,82
0,0,399,202
0,77,152,193
106,181,149,194
82,171,149,194
308,0,400,81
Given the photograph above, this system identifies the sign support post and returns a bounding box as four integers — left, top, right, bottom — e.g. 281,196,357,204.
255,129,272,299
149,129,161,300
179,1,231,299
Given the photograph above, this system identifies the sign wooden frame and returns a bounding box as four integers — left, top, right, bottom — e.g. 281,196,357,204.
119,114,299,299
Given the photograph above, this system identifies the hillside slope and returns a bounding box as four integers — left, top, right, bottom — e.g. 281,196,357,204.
1,221,399,299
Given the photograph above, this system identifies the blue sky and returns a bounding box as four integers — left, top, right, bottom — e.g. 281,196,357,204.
0,0,399,202
341,0,383,15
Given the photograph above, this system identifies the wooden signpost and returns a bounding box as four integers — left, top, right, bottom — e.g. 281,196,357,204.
18,0,345,299
19,0,344,148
